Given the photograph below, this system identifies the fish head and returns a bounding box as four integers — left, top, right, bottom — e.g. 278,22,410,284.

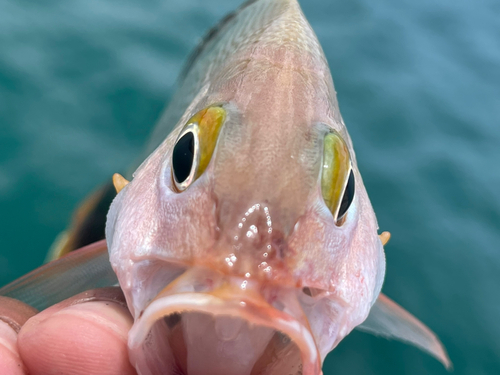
106,0,385,374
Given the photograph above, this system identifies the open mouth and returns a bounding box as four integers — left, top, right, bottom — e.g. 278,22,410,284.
127,269,321,375
134,310,302,375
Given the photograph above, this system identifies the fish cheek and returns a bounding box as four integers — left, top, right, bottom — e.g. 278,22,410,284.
118,183,219,316
285,209,356,358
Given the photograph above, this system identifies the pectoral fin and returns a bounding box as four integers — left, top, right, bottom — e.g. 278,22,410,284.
0,240,118,311
357,293,452,369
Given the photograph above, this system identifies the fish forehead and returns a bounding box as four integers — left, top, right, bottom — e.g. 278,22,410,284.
190,0,345,223
210,67,326,232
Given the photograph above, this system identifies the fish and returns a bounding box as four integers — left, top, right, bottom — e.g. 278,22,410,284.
0,0,451,374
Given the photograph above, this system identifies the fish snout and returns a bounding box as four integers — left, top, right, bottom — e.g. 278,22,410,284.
127,266,323,375
214,201,296,281
231,202,276,250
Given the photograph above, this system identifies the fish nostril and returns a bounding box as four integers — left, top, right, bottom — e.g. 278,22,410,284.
301,287,324,298
271,236,287,260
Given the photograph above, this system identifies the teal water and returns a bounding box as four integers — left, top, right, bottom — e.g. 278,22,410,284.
1,0,499,374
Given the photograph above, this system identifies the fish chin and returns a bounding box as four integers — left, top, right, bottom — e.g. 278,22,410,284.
127,268,321,375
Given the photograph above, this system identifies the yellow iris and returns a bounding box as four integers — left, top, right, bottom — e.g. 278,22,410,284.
321,131,351,220
191,107,226,178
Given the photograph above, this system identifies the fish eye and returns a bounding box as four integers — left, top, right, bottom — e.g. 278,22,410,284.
321,131,355,225
171,106,226,192
337,169,355,222
172,127,198,191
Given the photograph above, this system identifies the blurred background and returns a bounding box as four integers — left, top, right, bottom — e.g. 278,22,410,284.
0,0,499,373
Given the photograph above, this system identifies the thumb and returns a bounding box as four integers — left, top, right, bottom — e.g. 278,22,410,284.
18,287,137,375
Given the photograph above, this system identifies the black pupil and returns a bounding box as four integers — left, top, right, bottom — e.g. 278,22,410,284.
338,169,355,221
172,131,195,183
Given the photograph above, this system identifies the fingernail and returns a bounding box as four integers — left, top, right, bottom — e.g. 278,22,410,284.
65,287,129,309
0,318,29,374
0,319,19,355
0,297,38,333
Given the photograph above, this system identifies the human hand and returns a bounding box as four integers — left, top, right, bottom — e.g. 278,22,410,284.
0,287,137,375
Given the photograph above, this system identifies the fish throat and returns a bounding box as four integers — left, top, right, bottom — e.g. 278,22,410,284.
139,310,303,375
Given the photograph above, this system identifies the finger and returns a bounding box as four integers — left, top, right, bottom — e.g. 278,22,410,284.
18,287,137,375
0,296,38,375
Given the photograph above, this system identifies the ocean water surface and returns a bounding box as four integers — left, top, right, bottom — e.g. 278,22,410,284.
0,0,499,374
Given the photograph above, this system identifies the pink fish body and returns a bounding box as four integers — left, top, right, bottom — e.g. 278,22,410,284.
105,0,448,374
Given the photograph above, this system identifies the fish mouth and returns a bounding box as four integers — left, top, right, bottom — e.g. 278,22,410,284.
128,267,321,375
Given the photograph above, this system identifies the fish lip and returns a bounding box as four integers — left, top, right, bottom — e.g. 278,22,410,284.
128,286,321,374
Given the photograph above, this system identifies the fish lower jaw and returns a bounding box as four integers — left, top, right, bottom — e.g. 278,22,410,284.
128,291,321,375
